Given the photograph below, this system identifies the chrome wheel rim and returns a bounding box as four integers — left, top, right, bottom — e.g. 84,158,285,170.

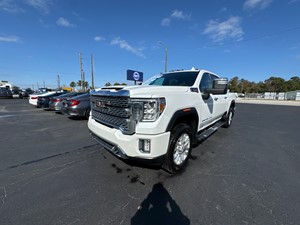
173,133,190,166
228,111,233,125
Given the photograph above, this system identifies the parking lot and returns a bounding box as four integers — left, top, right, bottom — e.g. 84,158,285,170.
0,98,300,225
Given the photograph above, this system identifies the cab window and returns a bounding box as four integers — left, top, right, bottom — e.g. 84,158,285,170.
199,73,213,92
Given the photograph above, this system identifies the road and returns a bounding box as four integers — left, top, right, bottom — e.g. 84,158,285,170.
0,99,300,225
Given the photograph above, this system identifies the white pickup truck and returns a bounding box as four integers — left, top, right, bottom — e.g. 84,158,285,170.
88,68,236,173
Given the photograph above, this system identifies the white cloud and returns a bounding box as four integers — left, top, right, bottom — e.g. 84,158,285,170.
56,17,75,28
170,10,191,20
244,0,273,10
0,0,52,13
219,7,228,13
161,10,191,27
289,0,299,4
94,36,105,42
161,18,171,27
110,37,145,58
203,16,244,42
0,35,20,43
24,0,51,14
0,0,25,13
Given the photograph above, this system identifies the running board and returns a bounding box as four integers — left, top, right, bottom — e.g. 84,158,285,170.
196,120,225,143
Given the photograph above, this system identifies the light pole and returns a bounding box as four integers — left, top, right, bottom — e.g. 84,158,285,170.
159,41,168,73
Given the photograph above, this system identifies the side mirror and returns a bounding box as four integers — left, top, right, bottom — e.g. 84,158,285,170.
202,78,228,99
213,78,228,93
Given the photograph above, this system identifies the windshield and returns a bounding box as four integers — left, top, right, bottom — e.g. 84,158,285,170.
147,71,199,86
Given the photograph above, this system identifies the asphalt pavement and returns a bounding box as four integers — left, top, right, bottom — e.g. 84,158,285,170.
0,99,300,225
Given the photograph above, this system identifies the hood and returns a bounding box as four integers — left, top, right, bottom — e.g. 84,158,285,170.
92,85,190,98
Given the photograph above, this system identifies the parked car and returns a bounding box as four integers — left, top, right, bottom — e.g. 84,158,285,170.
61,93,90,119
11,90,20,98
36,92,67,109
48,92,85,112
29,91,56,106
19,89,33,98
0,87,12,98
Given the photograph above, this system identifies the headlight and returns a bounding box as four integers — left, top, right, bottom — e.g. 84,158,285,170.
131,98,166,122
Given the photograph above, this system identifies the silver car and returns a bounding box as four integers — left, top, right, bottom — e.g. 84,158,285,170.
49,92,85,112
61,93,90,119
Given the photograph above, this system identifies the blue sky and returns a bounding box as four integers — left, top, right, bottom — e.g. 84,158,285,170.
1,0,300,89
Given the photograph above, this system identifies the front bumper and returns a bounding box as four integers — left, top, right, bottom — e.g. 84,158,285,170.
88,117,170,163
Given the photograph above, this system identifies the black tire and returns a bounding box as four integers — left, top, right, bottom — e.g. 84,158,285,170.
163,123,192,174
223,107,234,128
85,108,91,119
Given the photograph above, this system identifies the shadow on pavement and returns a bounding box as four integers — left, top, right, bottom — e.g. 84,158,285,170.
131,182,190,225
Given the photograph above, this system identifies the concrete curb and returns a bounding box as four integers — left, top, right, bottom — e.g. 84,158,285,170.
236,98,300,106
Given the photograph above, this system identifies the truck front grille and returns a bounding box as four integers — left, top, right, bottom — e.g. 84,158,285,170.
91,94,135,134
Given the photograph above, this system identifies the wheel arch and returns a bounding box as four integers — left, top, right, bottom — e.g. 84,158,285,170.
166,107,199,137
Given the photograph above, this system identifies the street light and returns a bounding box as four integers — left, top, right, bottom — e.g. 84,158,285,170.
159,41,168,73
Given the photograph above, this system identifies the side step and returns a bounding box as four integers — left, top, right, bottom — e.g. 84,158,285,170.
196,120,225,143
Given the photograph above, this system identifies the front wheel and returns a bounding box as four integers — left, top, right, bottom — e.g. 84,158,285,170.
85,108,91,119
163,123,192,174
223,107,234,128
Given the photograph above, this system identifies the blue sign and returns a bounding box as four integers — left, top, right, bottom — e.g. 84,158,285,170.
127,70,143,82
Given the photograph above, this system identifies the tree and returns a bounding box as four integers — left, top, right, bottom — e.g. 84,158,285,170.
228,77,239,92
70,81,76,88
105,82,111,86
264,77,285,92
286,76,300,91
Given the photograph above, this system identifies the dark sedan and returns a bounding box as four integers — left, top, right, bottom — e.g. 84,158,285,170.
61,93,90,119
19,89,34,98
36,92,66,109
49,92,85,112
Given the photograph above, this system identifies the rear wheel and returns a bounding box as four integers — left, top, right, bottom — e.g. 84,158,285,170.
163,123,192,174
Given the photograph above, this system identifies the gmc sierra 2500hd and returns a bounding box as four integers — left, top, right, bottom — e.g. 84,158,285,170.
88,68,236,173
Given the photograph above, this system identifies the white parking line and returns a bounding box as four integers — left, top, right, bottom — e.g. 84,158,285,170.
0,115,14,118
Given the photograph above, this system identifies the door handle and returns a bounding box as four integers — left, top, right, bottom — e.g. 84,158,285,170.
214,97,218,101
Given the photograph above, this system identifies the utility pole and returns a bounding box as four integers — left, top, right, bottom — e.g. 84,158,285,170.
57,75,60,90
83,71,85,92
159,41,168,73
91,54,94,89
79,53,84,92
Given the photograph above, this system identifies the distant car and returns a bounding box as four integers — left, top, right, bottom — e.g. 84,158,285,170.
36,92,67,109
49,92,85,112
19,89,33,98
0,87,12,98
61,93,90,119
29,91,56,106
11,90,20,98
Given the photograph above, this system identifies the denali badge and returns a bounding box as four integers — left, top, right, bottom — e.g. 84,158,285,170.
95,100,107,108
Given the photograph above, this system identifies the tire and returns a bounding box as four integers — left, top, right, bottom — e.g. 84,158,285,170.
85,108,91,119
163,123,192,174
223,107,234,128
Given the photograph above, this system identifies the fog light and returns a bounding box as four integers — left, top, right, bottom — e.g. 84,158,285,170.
139,139,151,153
